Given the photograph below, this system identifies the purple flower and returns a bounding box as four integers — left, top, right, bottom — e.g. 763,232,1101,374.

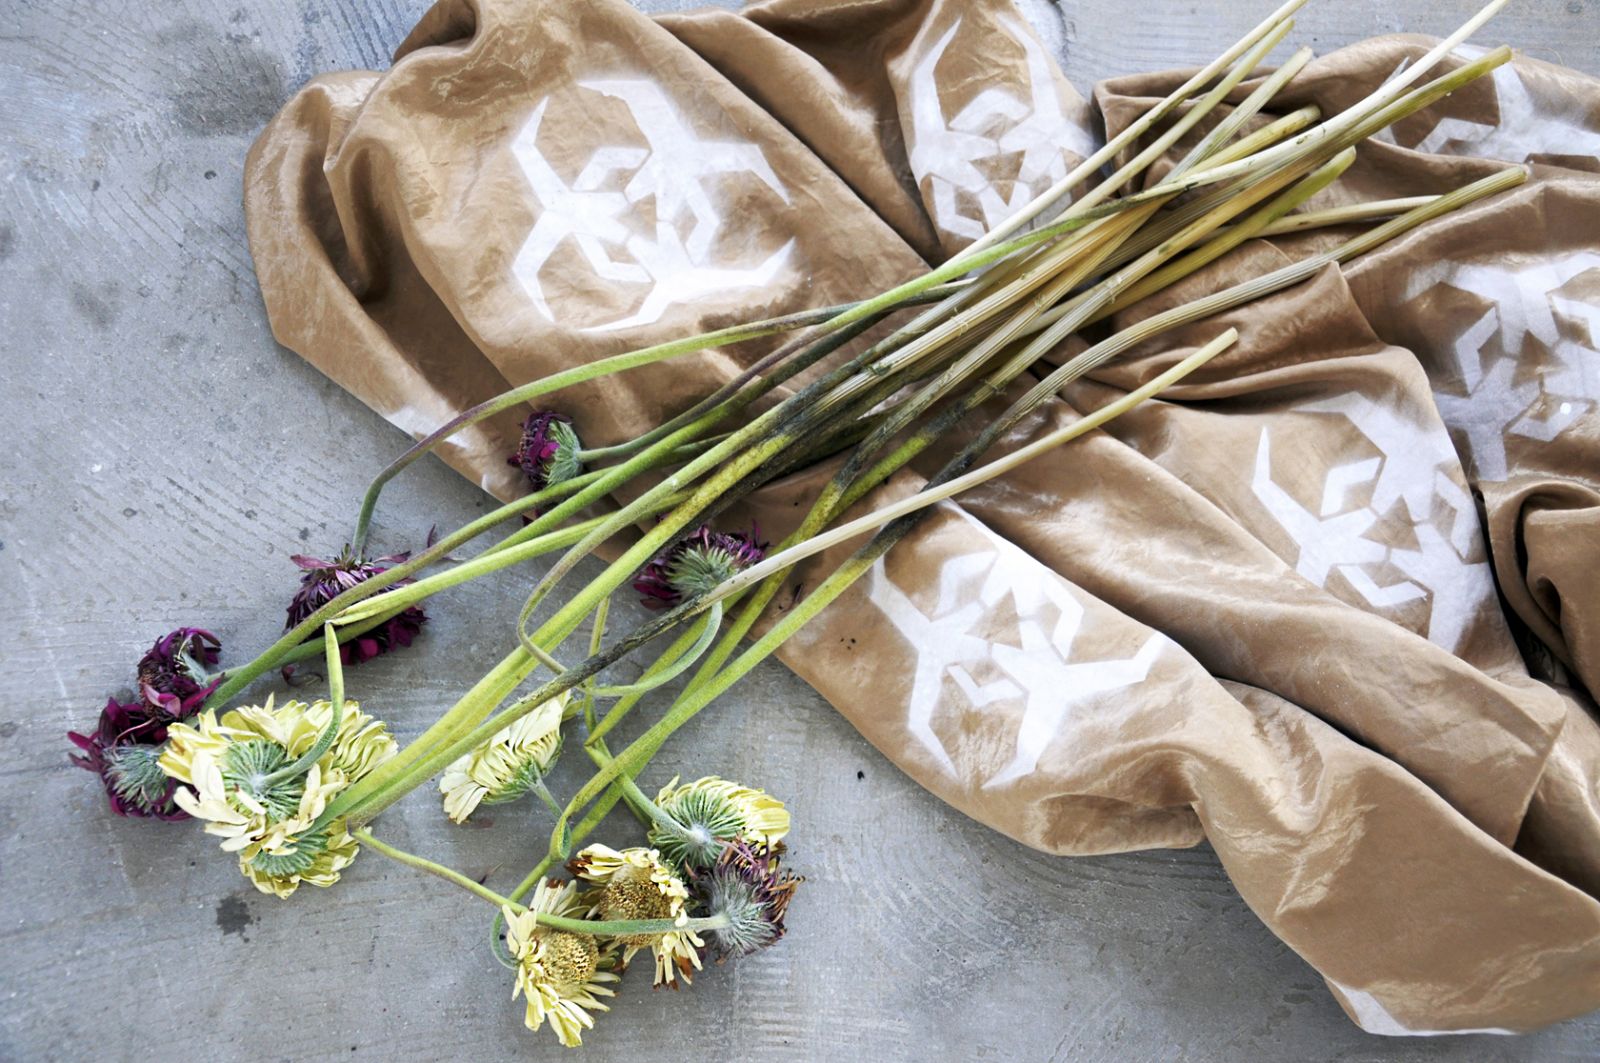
287,548,427,665
67,697,188,820
136,626,221,720
633,525,767,608
690,838,800,959
507,411,582,494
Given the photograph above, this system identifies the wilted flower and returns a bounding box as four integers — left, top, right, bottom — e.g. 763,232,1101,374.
633,525,766,608
159,696,397,897
136,626,221,719
508,411,583,493
67,696,188,819
649,775,790,869
692,839,800,959
439,691,569,823
504,879,620,1048
286,548,427,664
569,844,703,986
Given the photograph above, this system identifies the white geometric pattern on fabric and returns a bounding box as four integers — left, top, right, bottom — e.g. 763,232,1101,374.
510,81,795,332
1251,394,1497,653
868,505,1163,786
1330,982,1514,1038
905,14,1096,242
1401,253,1600,481
1376,52,1600,164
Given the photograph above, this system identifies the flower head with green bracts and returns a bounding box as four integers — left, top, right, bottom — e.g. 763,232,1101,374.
505,878,620,1048
158,696,396,897
68,696,190,819
439,690,570,823
633,524,766,607
508,411,583,494
693,839,801,959
569,844,703,987
136,626,222,719
648,775,790,869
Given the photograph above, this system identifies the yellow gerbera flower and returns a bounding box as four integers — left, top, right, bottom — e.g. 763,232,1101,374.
159,696,396,896
649,775,790,867
438,691,568,824
569,844,703,986
505,879,620,1048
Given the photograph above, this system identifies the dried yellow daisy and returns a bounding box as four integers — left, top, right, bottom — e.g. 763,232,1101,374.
649,775,790,868
569,844,703,986
159,696,396,897
505,878,620,1048
438,690,568,824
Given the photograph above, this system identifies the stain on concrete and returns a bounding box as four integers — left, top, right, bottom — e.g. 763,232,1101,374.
0,721,19,739
216,893,256,938
0,223,16,262
69,283,119,330
164,20,286,136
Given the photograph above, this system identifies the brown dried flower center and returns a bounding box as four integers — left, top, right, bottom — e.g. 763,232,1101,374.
540,931,599,990
600,875,672,945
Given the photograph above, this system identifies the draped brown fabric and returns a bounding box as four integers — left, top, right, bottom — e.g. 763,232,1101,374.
243,0,1600,1034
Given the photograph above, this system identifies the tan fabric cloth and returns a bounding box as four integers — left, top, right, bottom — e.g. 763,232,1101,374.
244,0,1600,1034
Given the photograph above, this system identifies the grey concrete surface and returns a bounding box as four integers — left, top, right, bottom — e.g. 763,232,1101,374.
2,0,1598,1060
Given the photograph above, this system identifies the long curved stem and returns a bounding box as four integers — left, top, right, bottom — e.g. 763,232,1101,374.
348,210,1111,556
355,827,727,934
590,603,721,699
256,623,345,790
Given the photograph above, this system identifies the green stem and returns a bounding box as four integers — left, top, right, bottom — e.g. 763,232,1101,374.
349,207,1106,557
528,777,564,821
206,472,608,711
356,827,728,935
331,509,642,625
541,912,732,937
575,282,970,464
540,335,1238,856
590,602,721,699
958,0,1312,256
348,299,875,557
489,778,631,964
583,617,722,750
322,35,1517,842
510,216,1118,643
256,624,345,790
640,172,1527,816
357,827,518,909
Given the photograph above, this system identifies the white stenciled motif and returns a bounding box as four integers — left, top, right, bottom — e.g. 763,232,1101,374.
510,80,794,332
1251,394,1497,653
905,14,1095,242
1330,982,1514,1038
1401,254,1600,481
868,507,1163,787
1377,51,1600,164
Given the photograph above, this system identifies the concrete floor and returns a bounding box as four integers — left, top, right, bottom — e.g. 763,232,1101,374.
3,0,1598,1059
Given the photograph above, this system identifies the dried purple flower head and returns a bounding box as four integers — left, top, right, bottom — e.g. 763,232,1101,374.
287,548,427,665
136,626,221,720
67,697,188,819
691,838,800,959
633,525,767,608
507,411,583,493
